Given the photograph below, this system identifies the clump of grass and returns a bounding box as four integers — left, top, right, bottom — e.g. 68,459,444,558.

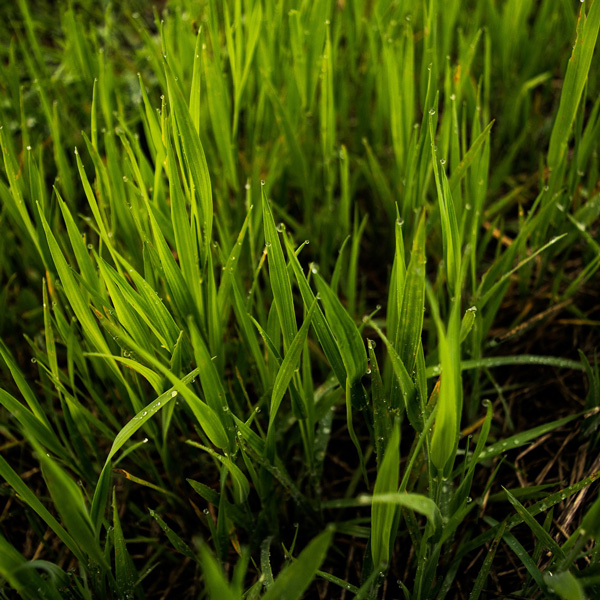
0,0,599,598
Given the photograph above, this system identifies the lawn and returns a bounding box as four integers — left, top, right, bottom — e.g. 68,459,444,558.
0,0,599,598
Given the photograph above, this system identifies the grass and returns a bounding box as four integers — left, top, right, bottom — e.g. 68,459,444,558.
0,0,599,598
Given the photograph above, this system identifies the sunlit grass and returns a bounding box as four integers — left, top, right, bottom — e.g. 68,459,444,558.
0,0,599,598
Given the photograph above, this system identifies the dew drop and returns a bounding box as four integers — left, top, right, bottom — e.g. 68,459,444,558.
171,391,178,398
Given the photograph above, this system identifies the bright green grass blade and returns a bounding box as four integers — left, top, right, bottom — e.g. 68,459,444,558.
547,0,600,170
56,192,100,295
448,120,494,194
122,138,197,323
371,423,400,568
367,320,420,431
90,368,212,528
189,30,202,134
347,213,368,318
313,273,366,384
166,120,200,295
203,46,237,190
323,493,441,529
429,112,462,297
0,339,49,426
74,148,118,260
188,317,235,450
232,0,262,136
543,571,586,600
427,290,461,472
230,277,269,390
199,545,240,600
459,306,477,343
97,257,171,352
396,211,426,373
313,272,367,478
269,298,317,429
0,126,42,258
84,354,163,395
217,206,252,317
165,58,213,260
283,233,346,386
38,206,113,357
261,527,334,600
368,339,392,465
262,184,298,349
0,388,66,459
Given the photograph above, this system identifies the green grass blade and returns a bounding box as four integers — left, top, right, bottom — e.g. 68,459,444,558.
547,0,600,170
262,184,298,349
371,423,400,568
261,528,334,600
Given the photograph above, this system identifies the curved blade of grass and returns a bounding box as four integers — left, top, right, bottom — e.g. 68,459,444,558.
149,509,199,563
504,488,566,560
261,528,334,600
371,423,400,568
112,488,137,598
0,533,63,600
262,185,298,349
187,441,249,504
543,570,586,600
164,58,213,259
367,320,420,431
0,455,85,564
269,298,317,428
32,439,106,568
199,544,239,600
283,234,345,386
547,0,600,170
313,273,366,384
90,368,211,528
396,211,426,374
323,493,441,530
426,354,584,378
479,411,585,460
0,339,50,427
368,339,392,465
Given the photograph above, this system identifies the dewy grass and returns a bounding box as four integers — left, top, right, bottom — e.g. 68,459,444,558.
0,0,599,598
